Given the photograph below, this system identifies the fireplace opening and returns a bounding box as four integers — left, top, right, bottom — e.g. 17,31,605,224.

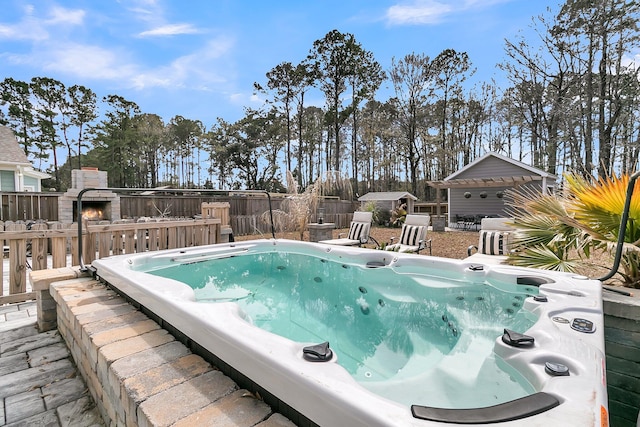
58,170,120,223
73,201,111,222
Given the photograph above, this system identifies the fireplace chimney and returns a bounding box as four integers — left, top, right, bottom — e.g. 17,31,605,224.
58,168,121,223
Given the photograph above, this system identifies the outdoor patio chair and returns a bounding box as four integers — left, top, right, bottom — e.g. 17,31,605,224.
319,211,373,246
465,217,515,264
385,214,432,255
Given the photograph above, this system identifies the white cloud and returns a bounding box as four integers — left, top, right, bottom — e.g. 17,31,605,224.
386,1,452,25
5,18,235,94
227,92,265,111
130,73,174,89
138,23,200,37
0,24,16,38
123,0,161,21
129,37,235,90
0,4,84,41
229,93,245,104
0,17,48,41
2,2,237,100
39,42,138,80
28,36,234,92
385,0,512,26
126,0,190,34
46,6,85,25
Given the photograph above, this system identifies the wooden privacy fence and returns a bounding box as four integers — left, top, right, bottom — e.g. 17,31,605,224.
230,212,355,236
0,191,360,230
0,218,221,305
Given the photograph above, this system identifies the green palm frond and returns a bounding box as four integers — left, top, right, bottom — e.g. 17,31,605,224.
505,171,640,287
507,185,568,217
508,245,579,272
511,216,561,248
511,213,585,256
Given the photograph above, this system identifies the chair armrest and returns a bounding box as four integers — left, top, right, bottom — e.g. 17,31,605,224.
419,239,432,255
338,232,346,238
467,245,478,256
420,238,432,247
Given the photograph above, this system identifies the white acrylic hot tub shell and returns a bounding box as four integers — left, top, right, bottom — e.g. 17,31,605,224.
92,239,609,427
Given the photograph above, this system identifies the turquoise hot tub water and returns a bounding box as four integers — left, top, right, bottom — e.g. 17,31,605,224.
95,240,609,426
142,250,539,410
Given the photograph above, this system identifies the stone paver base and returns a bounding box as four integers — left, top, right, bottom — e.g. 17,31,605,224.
48,274,296,427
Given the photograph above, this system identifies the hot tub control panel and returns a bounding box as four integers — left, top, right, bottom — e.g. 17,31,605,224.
570,318,595,334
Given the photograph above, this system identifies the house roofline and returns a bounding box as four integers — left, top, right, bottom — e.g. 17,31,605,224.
24,170,51,179
0,160,33,168
444,152,557,181
0,162,51,179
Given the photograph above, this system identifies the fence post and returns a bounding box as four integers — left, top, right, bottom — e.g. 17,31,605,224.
168,225,178,249
176,223,187,248
148,225,159,251
30,223,49,270
98,227,112,259
83,227,97,264
135,223,147,253
6,222,27,295
48,222,67,268
70,223,81,266
124,228,135,254
159,226,169,250
201,202,230,243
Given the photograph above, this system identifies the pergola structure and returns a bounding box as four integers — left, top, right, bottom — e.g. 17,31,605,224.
427,175,544,216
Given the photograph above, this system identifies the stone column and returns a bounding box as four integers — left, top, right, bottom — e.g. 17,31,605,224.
30,267,85,331
308,223,335,242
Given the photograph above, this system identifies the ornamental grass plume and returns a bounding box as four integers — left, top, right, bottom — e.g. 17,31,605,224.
262,170,352,240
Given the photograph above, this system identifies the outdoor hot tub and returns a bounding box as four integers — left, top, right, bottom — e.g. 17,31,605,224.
92,239,609,426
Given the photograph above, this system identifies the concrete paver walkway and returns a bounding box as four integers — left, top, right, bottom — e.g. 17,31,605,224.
0,315,104,426
0,302,37,330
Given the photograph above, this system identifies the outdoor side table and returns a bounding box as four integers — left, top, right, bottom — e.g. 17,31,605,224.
308,222,335,242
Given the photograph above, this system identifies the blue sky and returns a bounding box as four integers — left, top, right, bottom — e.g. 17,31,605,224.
1,0,557,128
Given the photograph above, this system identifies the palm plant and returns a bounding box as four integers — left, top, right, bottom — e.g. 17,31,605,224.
505,172,640,288
390,203,407,227
362,200,381,225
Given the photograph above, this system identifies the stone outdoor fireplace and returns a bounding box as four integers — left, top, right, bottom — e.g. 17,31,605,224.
58,168,121,223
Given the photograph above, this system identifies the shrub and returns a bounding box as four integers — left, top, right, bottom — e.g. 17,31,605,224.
506,172,640,288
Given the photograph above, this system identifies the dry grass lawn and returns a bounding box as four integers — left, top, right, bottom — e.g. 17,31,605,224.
235,225,621,286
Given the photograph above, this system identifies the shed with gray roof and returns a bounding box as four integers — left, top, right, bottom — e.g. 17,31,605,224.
358,191,417,215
